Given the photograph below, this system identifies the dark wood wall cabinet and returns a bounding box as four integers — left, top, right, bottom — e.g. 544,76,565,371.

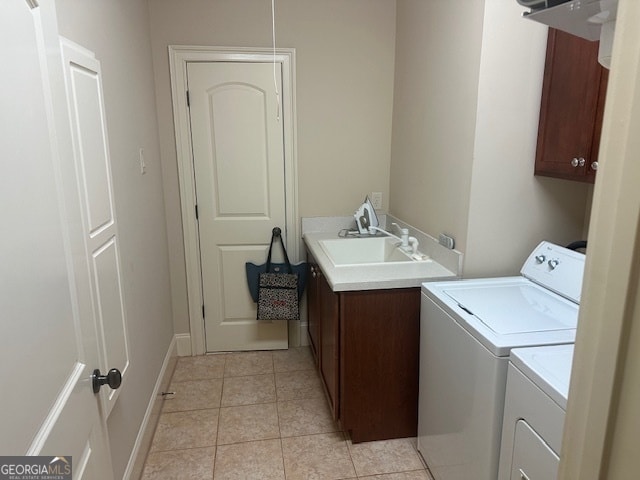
307,253,420,443
534,28,609,183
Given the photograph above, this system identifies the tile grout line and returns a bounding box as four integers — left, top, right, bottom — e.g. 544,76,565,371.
211,354,226,479
145,347,378,479
272,353,288,480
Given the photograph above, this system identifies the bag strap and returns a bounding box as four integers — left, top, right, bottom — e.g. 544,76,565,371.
265,227,293,274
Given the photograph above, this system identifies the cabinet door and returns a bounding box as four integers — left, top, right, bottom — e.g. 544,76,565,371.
306,257,320,364
586,66,609,183
319,270,340,420
340,288,421,442
535,29,607,182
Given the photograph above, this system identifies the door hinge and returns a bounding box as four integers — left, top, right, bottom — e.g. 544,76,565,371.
195,204,199,220
186,90,190,107
202,304,205,318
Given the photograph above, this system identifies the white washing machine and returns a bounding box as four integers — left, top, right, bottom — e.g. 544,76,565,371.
418,241,585,480
497,344,574,480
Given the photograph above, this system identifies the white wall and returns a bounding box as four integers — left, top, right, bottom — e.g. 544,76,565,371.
390,0,486,256
148,0,397,335
464,0,590,276
54,1,174,478
390,0,590,277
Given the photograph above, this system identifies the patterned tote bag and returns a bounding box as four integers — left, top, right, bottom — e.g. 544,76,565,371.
256,227,300,321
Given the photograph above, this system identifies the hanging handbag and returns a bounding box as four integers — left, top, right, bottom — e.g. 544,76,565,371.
253,227,301,321
245,251,307,304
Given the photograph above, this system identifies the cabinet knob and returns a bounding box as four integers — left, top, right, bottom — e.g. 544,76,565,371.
591,161,599,171
571,157,579,167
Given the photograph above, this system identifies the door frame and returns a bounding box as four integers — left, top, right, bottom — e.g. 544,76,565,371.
169,46,299,355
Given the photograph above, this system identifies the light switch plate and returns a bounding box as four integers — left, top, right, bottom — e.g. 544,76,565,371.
371,192,383,210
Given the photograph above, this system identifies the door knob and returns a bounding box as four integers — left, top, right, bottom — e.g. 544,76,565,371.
92,368,122,393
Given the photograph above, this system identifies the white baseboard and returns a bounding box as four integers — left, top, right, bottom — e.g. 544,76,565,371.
123,335,178,480
174,329,307,354
175,333,192,356
298,322,309,347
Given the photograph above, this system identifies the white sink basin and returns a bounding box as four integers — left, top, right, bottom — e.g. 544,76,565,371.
304,231,459,291
319,237,413,266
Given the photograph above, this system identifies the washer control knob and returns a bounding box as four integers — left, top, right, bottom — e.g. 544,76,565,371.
535,255,546,264
548,259,559,270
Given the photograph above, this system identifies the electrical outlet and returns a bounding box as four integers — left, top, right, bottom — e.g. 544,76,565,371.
439,233,455,250
371,192,383,210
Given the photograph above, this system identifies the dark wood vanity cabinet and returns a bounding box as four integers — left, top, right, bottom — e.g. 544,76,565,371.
306,253,421,443
534,28,609,183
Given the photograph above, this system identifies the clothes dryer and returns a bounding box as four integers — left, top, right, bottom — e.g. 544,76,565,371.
497,344,574,480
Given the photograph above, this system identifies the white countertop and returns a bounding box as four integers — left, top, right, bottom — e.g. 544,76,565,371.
303,231,458,292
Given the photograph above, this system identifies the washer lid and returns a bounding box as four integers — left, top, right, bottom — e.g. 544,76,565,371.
511,344,574,409
444,283,578,335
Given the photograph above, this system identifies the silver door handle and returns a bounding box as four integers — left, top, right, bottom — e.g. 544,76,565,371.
519,469,530,480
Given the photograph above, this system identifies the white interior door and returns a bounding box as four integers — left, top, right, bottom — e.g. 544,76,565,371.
187,61,288,352
1,1,113,476
60,38,130,416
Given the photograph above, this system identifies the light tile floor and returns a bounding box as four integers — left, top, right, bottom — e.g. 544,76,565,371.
141,347,434,480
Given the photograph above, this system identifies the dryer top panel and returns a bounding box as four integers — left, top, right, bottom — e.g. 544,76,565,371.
511,344,574,409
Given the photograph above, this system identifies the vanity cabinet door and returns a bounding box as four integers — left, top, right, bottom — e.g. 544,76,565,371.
307,258,320,364
340,288,421,443
306,253,339,418
319,270,340,420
